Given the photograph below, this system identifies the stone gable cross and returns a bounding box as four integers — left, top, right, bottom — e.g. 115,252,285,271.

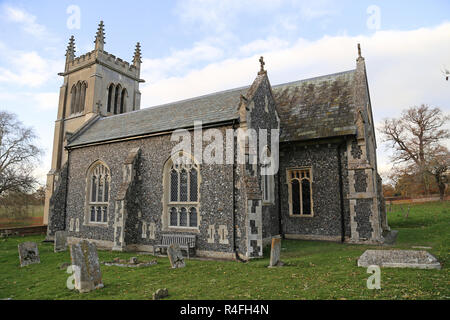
259,56,265,74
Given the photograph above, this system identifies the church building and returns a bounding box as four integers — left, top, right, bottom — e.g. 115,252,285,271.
45,22,390,260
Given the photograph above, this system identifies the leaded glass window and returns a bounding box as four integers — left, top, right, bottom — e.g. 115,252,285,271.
167,154,200,228
88,162,111,223
287,168,313,216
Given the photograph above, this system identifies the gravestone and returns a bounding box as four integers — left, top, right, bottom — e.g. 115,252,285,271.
153,288,169,300
18,242,40,267
358,250,441,269
54,231,68,252
69,240,104,293
268,236,283,267
167,244,185,269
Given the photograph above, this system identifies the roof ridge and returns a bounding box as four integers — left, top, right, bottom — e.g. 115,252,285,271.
100,69,356,121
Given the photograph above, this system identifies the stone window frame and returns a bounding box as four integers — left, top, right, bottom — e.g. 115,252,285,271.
107,83,128,115
84,160,111,227
162,152,201,232
261,146,275,205
286,167,314,217
69,81,87,115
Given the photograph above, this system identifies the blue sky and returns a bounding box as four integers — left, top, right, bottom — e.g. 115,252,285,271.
0,0,449,182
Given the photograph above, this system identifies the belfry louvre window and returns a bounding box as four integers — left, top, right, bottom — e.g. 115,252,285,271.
287,168,313,216
167,155,200,228
88,162,110,223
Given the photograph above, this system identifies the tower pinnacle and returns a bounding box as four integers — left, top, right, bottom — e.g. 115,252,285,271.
133,42,142,67
94,21,105,51
66,35,76,61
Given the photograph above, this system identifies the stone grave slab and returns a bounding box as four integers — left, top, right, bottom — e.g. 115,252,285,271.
269,236,283,267
54,231,68,252
69,240,104,293
358,250,441,269
167,244,186,269
18,242,40,267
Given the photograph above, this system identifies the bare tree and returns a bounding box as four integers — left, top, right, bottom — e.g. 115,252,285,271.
0,111,42,195
428,147,449,201
379,104,449,197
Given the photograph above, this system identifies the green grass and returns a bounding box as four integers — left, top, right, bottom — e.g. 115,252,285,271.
0,201,448,300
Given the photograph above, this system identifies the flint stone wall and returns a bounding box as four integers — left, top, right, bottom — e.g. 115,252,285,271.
279,140,350,239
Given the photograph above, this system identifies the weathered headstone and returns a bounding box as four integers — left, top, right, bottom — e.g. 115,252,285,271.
129,257,138,265
54,231,68,252
153,288,169,300
167,244,185,269
69,240,104,293
18,242,40,267
268,236,283,267
358,250,441,269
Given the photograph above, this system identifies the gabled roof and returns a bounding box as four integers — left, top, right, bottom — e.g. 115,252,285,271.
273,70,357,142
67,69,358,148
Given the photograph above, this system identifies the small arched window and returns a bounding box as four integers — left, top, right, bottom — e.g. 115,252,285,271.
70,81,87,115
70,85,77,114
87,162,111,224
165,153,200,229
114,84,122,115
120,88,127,114
79,81,86,113
287,168,313,216
107,84,114,113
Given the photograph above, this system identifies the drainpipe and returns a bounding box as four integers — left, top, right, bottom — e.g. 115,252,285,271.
337,140,346,243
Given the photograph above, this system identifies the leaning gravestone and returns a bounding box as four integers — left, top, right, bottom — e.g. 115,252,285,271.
167,244,185,269
69,240,104,293
358,250,441,270
18,242,40,267
54,231,68,253
269,236,283,267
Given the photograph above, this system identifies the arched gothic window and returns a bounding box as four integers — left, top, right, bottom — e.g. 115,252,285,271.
70,81,87,115
107,84,114,113
165,154,200,229
114,84,122,115
87,162,111,224
107,83,127,115
287,168,313,216
120,88,127,114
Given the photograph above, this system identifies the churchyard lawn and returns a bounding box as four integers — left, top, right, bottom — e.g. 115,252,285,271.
0,201,448,300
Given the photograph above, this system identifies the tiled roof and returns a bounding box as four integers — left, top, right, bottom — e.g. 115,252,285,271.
68,70,357,147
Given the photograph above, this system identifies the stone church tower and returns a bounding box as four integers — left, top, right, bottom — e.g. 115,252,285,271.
43,21,144,226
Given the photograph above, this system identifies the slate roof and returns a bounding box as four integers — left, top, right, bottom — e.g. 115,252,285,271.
68,69,357,147
272,69,357,142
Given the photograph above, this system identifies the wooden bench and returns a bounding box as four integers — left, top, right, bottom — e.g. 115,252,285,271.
153,234,196,258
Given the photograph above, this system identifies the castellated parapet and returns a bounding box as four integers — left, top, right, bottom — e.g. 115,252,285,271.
64,49,141,81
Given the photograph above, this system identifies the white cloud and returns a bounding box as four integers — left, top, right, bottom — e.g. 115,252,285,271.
140,22,450,175
0,41,63,88
2,5,47,37
176,0,335,34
